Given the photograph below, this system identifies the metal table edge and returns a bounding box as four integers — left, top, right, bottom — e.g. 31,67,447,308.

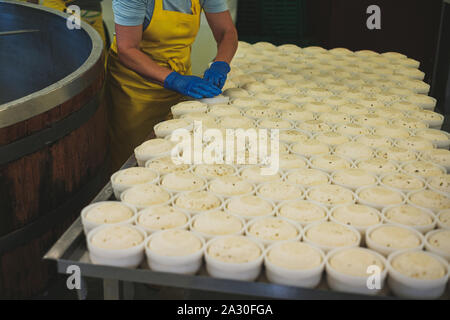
44,155,138,261
50,258,388,300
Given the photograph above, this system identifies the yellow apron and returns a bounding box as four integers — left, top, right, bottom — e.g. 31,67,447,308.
42,0,67,11
38,0,107,48
105,0,202,170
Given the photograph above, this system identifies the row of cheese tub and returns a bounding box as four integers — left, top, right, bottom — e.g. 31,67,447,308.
80,42,450,299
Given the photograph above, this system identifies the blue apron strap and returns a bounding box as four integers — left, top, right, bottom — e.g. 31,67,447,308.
143,17,150,31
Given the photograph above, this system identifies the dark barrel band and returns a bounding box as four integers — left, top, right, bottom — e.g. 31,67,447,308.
0,94,100,165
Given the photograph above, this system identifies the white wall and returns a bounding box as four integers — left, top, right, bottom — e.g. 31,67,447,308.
101,0,115,41
101,0,238,76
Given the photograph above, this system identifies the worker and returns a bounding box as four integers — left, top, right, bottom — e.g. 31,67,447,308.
21,0,107,49
105,0,238,170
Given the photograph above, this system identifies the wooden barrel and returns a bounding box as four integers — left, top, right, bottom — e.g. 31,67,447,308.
0,1,108,298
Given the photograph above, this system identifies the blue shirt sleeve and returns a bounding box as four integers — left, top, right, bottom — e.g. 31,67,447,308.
113,0,228,27
202,0,228,13
113,0,148,26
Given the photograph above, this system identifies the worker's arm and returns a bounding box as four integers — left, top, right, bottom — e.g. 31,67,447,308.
115,24,172,85
115,24,221,98
203,10,238,88
205,10,238,64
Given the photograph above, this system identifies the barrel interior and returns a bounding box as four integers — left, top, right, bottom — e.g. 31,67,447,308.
0,2,92,105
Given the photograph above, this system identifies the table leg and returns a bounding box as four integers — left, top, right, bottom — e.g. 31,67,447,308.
76,277,88,300
122,281,135,300
103,279,120,300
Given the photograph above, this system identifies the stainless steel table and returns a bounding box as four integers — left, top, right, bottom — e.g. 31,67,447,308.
44,155,390,300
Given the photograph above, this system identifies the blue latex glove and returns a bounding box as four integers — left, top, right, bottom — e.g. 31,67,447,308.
164,72,222,99
203,61,231,89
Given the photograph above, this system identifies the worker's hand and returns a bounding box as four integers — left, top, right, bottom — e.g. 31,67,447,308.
203,61,231,89
164,72,222,99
